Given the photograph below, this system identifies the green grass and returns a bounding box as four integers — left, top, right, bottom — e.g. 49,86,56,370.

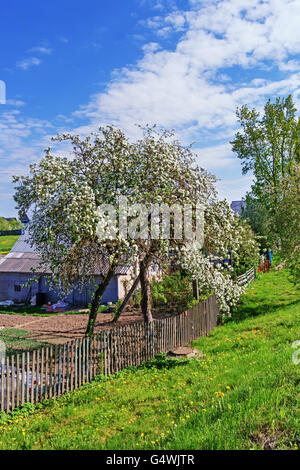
230,269,299,322
0,305,53,316
0,235,19,253
0,328,49,356
0,269,300,450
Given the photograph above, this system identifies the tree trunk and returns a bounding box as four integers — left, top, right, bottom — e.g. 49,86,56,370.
85,268,115,336
113,274,141,322
140,254,153,323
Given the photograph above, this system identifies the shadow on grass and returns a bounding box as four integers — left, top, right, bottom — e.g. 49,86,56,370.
0,305,51,316
230,298,300,323
0,328,50,356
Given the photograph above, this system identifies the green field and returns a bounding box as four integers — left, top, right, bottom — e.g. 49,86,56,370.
0,269,300,450
0,235,19,253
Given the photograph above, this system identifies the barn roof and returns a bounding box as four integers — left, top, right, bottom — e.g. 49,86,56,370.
0,232,132,275
10,230,35,253
0,251,49,274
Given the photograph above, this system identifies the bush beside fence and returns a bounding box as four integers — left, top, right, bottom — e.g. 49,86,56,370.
0,295,219,413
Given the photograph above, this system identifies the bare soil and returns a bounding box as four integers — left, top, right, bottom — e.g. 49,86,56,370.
0,305,178,345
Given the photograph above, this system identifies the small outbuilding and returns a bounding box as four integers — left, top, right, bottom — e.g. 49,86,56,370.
0,231,137,306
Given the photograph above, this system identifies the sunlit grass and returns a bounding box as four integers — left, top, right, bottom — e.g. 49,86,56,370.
0,235,19,253
0,269,299,450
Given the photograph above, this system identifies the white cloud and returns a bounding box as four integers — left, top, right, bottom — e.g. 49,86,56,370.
67,0,300,204
279,60,300,72
0,107,53,168
195,143,236,170
138,0,174,10
142,42,161,53
216,175,254,203
16,57,42,70
74,0,300,142
6,99,26,107
164,11,187,30
3,0,300,212
27,46,52,55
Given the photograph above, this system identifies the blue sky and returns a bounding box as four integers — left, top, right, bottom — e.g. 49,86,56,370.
1,0,300,217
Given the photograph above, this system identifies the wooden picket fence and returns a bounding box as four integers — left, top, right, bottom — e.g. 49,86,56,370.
236,266,256,287
0,295,218,413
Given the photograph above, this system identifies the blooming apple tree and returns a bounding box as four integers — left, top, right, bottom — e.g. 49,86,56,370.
127,126,217,322
13,123,258,333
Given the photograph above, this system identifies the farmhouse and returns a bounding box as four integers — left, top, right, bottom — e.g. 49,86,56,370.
0,230,138,306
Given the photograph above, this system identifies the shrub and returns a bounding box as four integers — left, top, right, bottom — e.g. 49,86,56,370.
151,272,196,312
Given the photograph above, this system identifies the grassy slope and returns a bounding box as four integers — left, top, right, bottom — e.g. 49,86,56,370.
0,269,300,450
0,235,19,253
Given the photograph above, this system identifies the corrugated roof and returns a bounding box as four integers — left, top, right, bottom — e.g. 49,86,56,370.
11,231,35,253
1,232,132,275
0,252,50,274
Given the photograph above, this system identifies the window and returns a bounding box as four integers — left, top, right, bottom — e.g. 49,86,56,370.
14,285,21,292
